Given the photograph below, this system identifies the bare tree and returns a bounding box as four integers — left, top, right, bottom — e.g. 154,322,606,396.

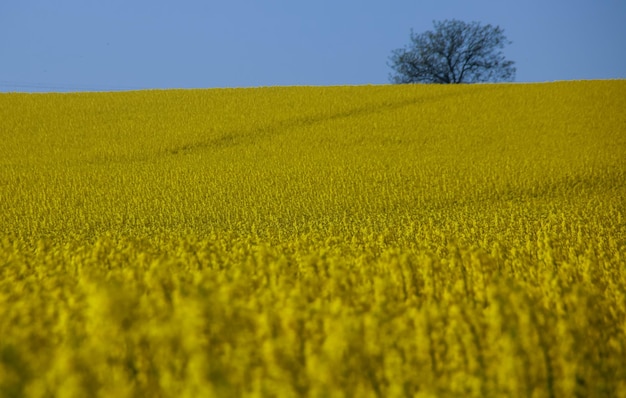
389,20,515,84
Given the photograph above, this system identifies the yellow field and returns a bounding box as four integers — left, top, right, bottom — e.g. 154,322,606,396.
1,81,625,397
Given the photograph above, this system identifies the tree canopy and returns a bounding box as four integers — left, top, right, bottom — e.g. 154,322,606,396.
389,19,516,84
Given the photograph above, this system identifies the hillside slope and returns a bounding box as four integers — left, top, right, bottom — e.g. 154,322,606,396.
1,81,624,241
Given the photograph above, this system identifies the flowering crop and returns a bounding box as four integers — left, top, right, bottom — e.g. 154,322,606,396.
1,81,625,397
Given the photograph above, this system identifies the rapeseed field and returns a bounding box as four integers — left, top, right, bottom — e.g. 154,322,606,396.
1,81,625,397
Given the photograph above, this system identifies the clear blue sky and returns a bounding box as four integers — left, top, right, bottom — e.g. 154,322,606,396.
1,0,625,91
